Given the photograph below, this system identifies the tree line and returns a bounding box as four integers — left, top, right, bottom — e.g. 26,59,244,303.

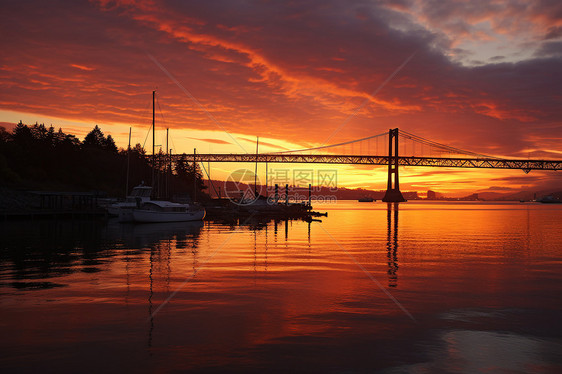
0,121,208,199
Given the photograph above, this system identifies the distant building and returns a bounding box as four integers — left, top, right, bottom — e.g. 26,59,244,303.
427,190,437,200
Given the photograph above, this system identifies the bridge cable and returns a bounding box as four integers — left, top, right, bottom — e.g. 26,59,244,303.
272,131,388,154
399,130,498,159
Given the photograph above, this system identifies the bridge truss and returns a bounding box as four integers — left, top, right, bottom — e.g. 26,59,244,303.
163,128,561,201
172,153,562,171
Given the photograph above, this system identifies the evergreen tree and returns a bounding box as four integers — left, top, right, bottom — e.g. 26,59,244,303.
175,154,189,177
83,125,105,148
12,121,33,146
103,134,117,152
0,122,209,200
131,143,145,155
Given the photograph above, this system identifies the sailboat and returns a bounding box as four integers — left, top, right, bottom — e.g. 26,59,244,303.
107,182,153,218
130,90,206,223
132,200,205,222
106,127,155,221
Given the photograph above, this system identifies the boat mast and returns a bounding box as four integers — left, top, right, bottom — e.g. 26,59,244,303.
152,90,155,193
166,128,169,199
208,160,211,196
126,127,131,196
193,148,197,202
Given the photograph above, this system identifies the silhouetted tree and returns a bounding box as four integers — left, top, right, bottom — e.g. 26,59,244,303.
171,153,207,199
0,126,11,143
12,121,33,146
131,143,145,155
0,122,208,199
103,135,117,152
83,125,105,149
175,154,189,177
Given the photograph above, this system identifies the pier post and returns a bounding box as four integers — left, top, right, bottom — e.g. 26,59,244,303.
275,184,279,204
382,128,406,202
285,184,289,205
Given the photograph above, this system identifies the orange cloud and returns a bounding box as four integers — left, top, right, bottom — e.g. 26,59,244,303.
70,64,95,71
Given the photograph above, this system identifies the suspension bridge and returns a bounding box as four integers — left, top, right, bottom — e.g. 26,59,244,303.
168,128,562,202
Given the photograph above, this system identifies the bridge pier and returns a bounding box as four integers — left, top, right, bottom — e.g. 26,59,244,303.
382,128,406,203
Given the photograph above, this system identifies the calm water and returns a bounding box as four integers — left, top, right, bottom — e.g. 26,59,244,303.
1,201,562,373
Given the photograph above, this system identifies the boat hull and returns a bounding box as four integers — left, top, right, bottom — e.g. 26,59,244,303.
132,209,206,223
117,208,135,222
108,203,137,217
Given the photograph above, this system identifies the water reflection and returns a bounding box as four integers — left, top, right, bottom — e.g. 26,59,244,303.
148,245,155,348
2,202,562,373
1,220,112,289
118,221,203,250
386,203,399,288
0,220,203,289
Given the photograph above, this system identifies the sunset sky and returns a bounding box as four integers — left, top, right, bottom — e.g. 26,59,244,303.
1,0,561,196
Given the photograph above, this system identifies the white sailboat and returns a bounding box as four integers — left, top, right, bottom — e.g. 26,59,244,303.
127,90,205,223
107,183,152,220
132,201,206,222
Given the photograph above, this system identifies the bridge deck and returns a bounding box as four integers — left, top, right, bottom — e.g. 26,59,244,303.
171,154,562,171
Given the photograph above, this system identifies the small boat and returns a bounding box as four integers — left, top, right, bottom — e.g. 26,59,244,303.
132,201,206,223
358,197,375,202
107,183,153,220
538,195,562,204
116,91,206,223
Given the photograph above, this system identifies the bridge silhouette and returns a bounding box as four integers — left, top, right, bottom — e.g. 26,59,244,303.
169,128,562,202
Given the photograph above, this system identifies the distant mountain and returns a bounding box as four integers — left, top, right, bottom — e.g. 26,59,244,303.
476,189,562,201
202,180,421,200
203,178,562,202
474,192,509,200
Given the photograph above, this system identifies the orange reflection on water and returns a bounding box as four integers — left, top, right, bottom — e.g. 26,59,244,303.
1,201,562,372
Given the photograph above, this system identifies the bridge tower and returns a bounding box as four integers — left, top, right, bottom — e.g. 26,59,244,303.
382,128,406,202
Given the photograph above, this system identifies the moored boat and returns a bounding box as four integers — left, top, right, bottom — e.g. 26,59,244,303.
107,183,153,220
358,197,374,202
132,201,206,222
538,195,562,204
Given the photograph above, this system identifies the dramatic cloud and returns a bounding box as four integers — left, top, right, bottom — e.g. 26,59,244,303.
1,0,561,194
185,137,232,145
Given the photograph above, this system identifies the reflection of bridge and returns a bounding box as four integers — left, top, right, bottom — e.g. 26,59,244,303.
170,129,562,202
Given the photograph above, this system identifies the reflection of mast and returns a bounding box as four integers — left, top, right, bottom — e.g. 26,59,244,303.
386,203,399,288
525,204,531,253
125,246,130,305
253,229,257,282
148,246,154,348
307,220,311,248
265,224,268,272
166,237,171,293
192,241,198,277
